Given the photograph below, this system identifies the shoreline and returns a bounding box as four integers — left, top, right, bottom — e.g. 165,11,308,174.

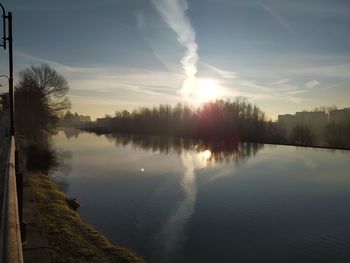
28,172,146,263
79,127,350,152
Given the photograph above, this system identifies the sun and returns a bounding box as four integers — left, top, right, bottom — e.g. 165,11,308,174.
194,79,221,102
201,150,212,160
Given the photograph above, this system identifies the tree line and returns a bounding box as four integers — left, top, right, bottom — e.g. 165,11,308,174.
3,63,349,151
60,111,91,127
88,99,273,143
87,102,350,149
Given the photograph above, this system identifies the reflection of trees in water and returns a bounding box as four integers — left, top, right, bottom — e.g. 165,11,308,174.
48,149,72,192
22,127,73,192
105,133,264,164
101,134,265,262
62,127,82,140
14,64,73,191
105,132,264,260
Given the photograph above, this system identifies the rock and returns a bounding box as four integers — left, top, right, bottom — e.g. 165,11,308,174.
65,198,80,210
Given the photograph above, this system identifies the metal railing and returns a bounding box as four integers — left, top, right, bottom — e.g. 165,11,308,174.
0,2,21,260
0,136,23,263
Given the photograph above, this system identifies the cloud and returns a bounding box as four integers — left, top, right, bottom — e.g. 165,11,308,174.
237,53,350,79
305,80,320,89
14,51,182,93
151,0,198,99
12,51,348,120
135,10,146,29
236,79,305,103
12,51,184,118
273,78,291,85
202,63,237,79
258,2,294,35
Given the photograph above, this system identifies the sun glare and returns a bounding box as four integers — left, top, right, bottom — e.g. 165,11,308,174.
194,79,221,103
202,150,212,160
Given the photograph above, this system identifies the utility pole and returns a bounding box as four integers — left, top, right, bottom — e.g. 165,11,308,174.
0,3,15,136
8,12,14,136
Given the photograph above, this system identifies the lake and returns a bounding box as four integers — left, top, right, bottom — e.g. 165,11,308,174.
52,129,350,263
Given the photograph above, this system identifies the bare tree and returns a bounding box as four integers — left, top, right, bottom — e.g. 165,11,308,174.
289,124,315,146
17,64,71,116
15,64,71,140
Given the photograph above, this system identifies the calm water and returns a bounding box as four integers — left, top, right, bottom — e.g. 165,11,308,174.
52,129,350,263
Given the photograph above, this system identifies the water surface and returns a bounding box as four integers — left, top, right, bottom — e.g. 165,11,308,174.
52,129,350,263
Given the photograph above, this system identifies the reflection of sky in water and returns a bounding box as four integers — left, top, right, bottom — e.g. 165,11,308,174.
53,130,350,263
152,149,212,261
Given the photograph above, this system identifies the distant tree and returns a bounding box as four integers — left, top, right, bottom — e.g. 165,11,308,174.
264,121,287,144
324,121,350,149
313,105,338,115
289,124,314,146
62,111,74,122
60,111,91,127
15,64,71,140
88,99,267,143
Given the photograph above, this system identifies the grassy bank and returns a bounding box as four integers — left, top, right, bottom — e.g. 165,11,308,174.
28,172,146,263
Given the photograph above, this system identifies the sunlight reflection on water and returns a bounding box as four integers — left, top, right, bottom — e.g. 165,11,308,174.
52,129,350,263
150,149,215,261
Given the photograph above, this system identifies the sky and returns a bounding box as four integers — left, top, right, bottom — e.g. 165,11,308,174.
0,0,350,119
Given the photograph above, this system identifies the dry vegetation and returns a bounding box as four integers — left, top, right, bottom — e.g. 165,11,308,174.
29,172,146,263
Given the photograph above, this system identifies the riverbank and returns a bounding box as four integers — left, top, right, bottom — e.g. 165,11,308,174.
28,172,146,263
81,126,350,151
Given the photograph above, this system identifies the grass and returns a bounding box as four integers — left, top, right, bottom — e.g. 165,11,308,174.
29,172,146,263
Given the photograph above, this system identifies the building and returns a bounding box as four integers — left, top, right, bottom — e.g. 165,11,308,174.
329,108,350,123
277,114,296,132
278,111,327,127
295,111,327,124
278,111,328,144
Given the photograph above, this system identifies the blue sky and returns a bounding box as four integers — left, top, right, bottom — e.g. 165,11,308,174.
0,0,349,119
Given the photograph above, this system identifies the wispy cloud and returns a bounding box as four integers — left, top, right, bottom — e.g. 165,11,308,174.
151,0,198,99
236,53,350,79
235,79,305,103
12,51,184,118
273,78,291,85
14,51,182,93
258,2,294,35
201,61,308,104
135,10,146,29
202,63,237,79
11,51,350,119
305,80,320,89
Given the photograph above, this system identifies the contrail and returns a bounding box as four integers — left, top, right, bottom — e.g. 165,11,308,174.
258,2,294,35
151,0,198,99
